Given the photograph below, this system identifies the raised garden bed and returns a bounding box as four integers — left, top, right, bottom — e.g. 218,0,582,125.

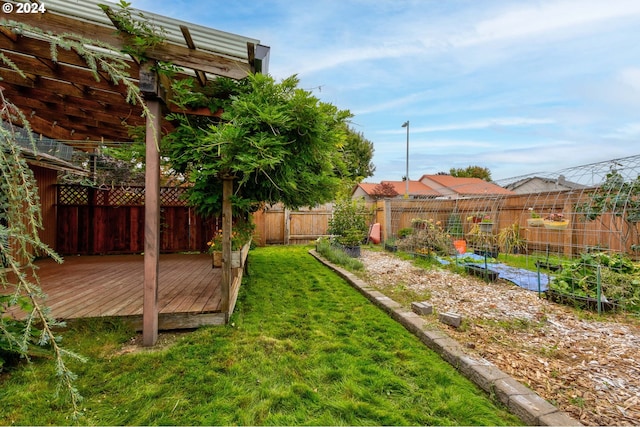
535,260,563,272
464,264,499,282
545,289,621,312
473,248,499,259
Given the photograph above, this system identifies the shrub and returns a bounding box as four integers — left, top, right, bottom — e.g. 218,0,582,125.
315,237,364,271
398,227,413,239
550,252,640,311
397,219,454,256
328,198,371,246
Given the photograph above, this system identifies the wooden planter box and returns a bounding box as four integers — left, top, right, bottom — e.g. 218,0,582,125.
212,241,251,268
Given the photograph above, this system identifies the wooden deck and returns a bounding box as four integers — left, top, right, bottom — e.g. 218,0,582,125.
7,253,226,330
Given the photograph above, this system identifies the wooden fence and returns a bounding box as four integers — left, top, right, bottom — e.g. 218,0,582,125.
374,190,639,257
54,184,639,258
56,185,218,255
252,203,334,245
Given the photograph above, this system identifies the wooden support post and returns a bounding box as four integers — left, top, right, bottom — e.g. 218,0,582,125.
143,99,161,346
284,208,291,245
384,198,391,242
221,176,233,320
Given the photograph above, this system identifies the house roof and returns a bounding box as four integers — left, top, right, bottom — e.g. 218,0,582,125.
419,174,514,196
504,175,587,192
0,0,269,143
356,180,440,197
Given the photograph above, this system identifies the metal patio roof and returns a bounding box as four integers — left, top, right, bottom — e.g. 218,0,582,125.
0,0,270,142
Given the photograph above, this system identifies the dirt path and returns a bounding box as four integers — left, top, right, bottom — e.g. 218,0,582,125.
360,250,640,426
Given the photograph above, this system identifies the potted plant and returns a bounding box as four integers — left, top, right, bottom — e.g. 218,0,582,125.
466,223,499,258
328,198,371,257
543,212,569,230
497,223,527,255
337,228,366,257
411,218,429,230
526,208,544,227
466,213,483,223
479,215,494,233
398,227,413,239
208,218,254,268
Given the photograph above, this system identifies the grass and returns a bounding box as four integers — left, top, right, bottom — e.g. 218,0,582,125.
314,238,364,271
0,246,520,425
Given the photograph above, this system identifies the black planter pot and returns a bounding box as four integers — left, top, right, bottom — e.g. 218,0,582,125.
342,245,361,258
535,260,563,272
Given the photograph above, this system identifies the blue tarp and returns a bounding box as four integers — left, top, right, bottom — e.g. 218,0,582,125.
439,253,552,292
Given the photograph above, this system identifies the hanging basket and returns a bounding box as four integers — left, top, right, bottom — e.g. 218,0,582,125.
543,220,569,230
527,218,545,227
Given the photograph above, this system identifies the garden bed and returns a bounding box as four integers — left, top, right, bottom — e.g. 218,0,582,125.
464,264,499,281
360,249,640,426
535,260,563,272
545,289,621,312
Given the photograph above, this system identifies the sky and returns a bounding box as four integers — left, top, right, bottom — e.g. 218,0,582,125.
130,0,640,184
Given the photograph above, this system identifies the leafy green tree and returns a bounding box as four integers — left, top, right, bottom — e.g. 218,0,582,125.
336,127,375,182
164,73,352,217
370,182,399,200
450,165,492,181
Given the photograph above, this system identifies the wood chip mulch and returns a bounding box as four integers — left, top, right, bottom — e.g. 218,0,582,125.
360,250,640,426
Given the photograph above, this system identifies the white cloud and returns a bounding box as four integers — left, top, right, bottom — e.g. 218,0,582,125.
455,0,640,47
618,68,640,90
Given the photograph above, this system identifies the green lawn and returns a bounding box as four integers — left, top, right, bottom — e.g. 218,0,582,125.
0,246,520,425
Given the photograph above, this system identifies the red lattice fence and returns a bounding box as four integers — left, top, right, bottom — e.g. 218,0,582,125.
56,185,219,255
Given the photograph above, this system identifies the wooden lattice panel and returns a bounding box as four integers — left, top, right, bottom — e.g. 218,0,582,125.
57,185,190,206
161,187,188,206
105,187,146,206
57,185,88,205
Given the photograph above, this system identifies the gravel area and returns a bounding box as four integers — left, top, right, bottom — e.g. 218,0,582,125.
360,249,640,426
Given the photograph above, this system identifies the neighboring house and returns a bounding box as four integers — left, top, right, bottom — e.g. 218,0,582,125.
353,180,440,202
504,175,587,194
418,174,515,198
353,175,514,201
351,175,515,202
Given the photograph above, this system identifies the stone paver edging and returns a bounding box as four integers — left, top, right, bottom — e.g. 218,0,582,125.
309,250,581,426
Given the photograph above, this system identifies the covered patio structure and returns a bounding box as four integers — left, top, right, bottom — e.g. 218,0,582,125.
1,0,269,344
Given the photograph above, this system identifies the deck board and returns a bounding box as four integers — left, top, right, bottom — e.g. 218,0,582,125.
4,253,224,329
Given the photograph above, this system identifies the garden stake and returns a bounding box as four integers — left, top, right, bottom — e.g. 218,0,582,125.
597,264,602,315
537,263,541,299
484,252,488,283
